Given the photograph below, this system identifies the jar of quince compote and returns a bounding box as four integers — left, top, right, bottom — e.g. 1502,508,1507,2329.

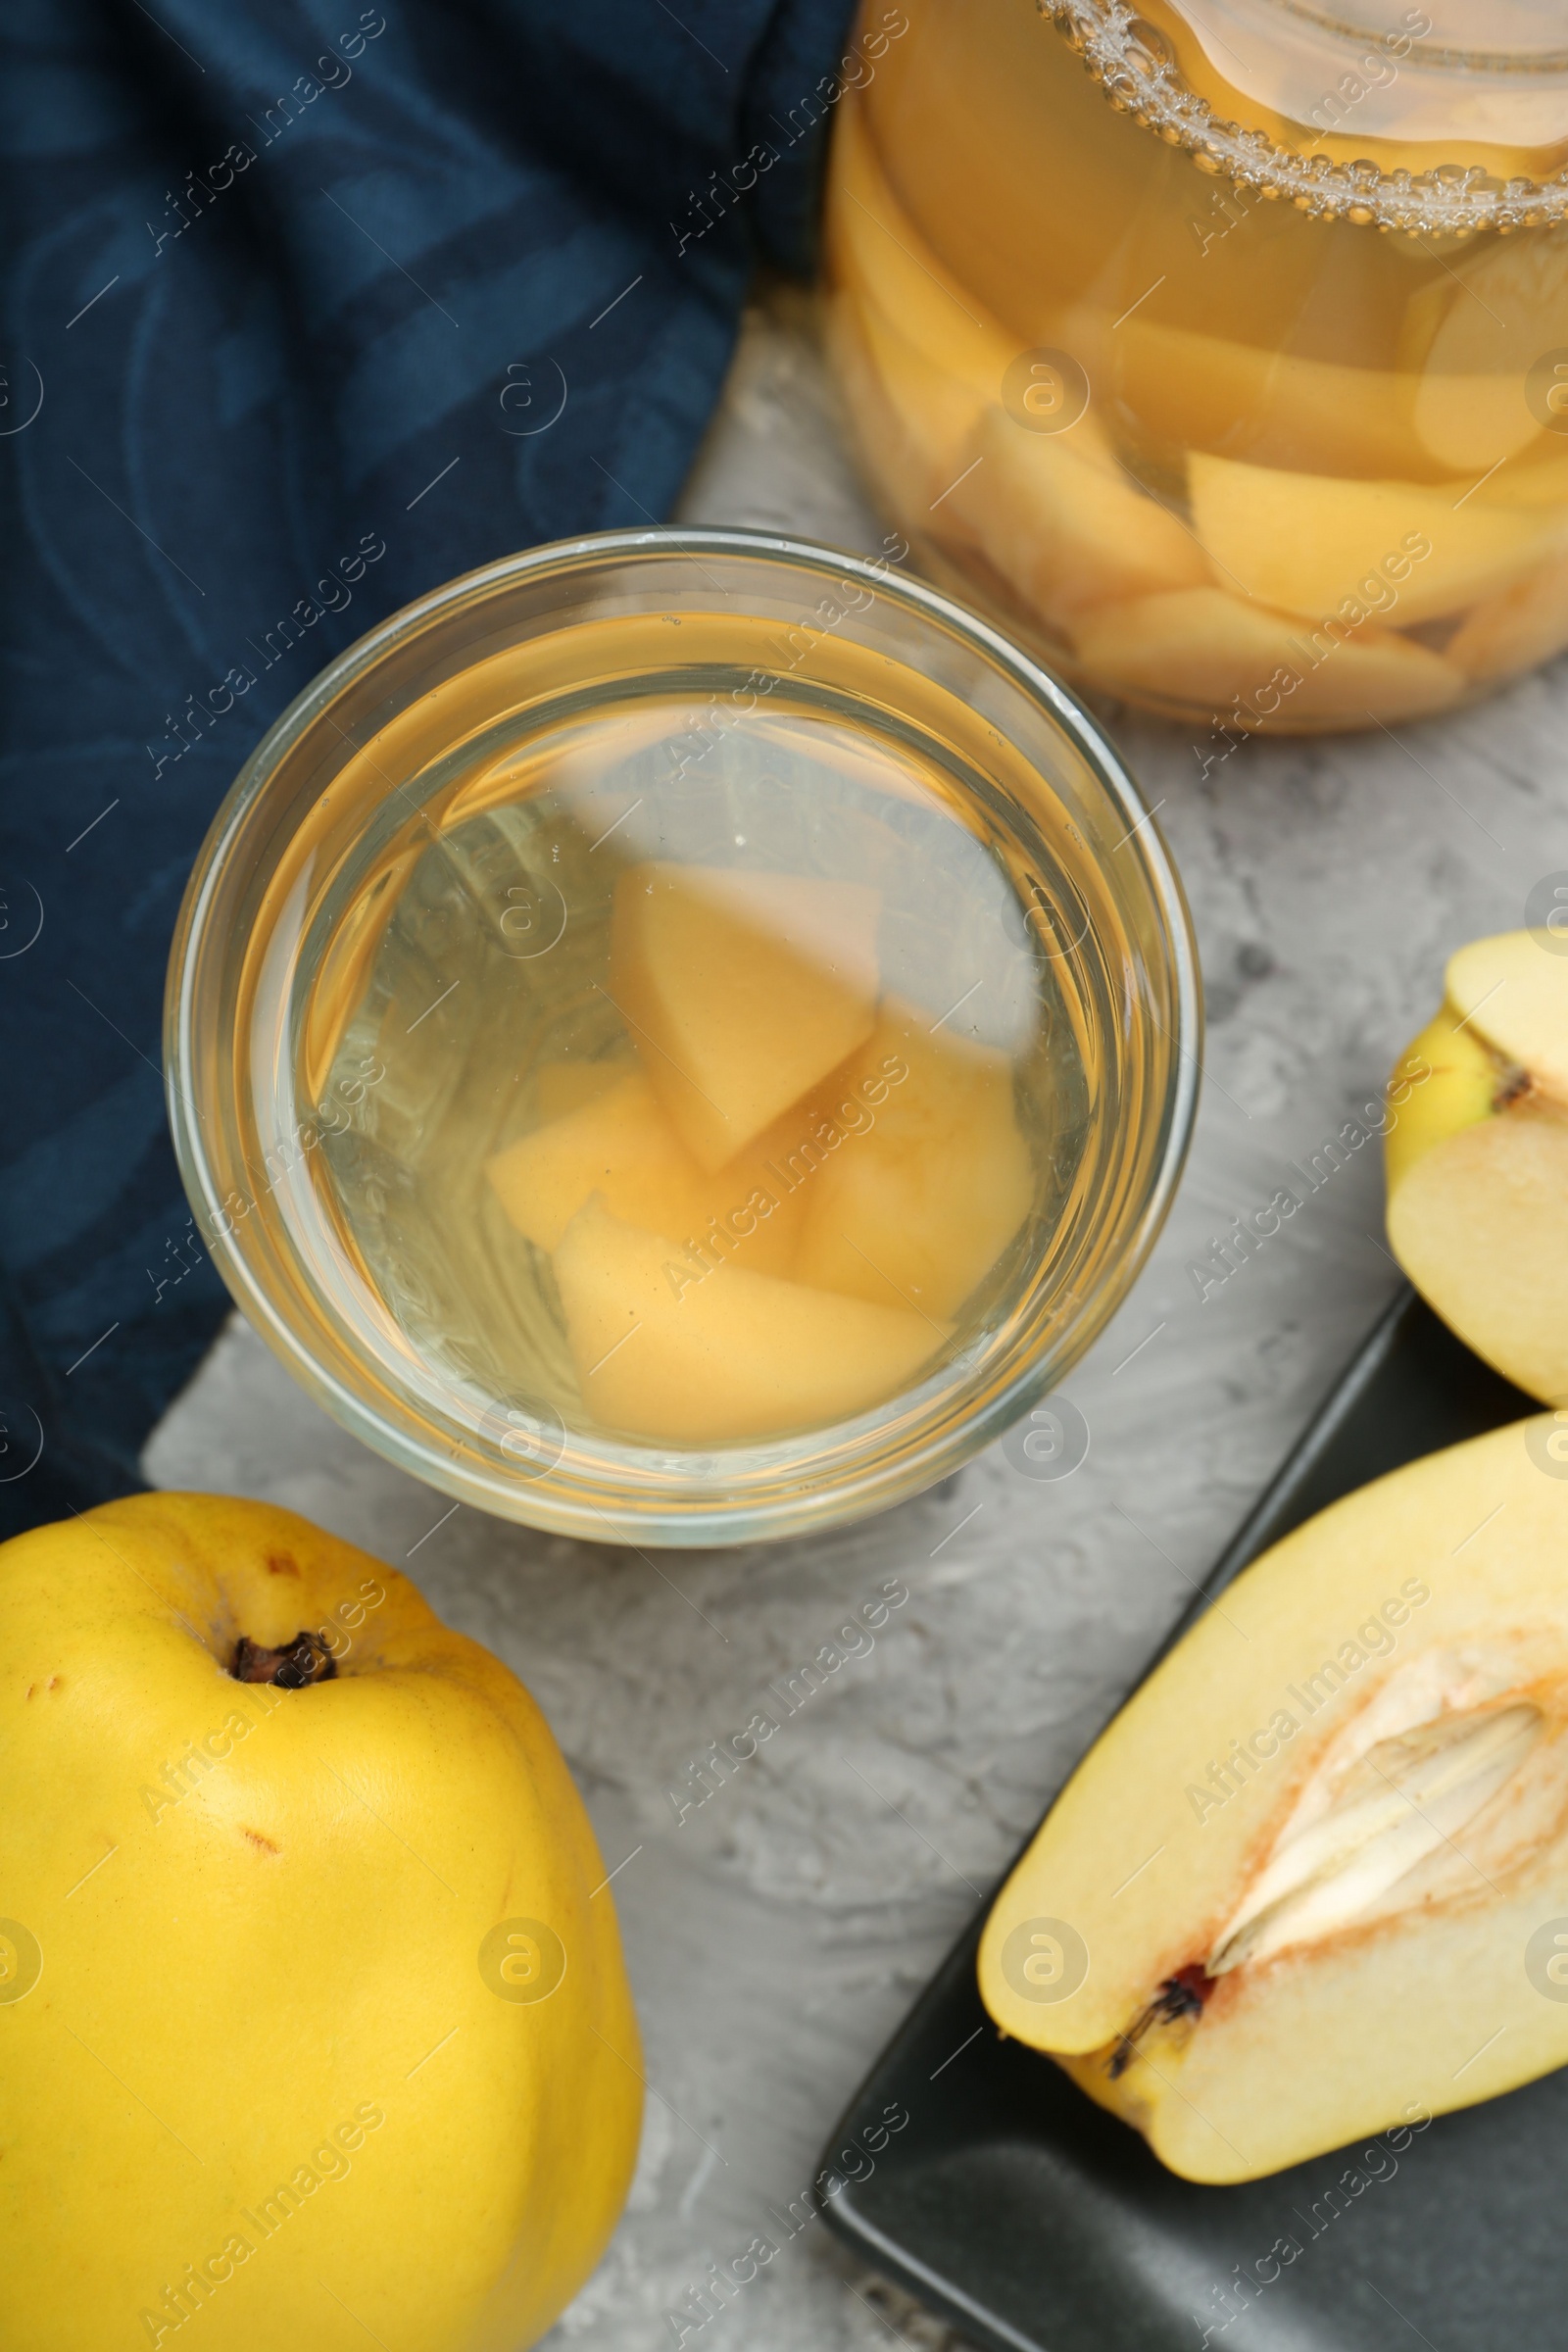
824,0,1568,732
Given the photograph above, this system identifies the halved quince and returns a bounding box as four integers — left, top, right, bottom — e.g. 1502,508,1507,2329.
608,863,879,1171
979,1418,1568,2182
1387,930,1568,1404
553,1197,946,1443
792,999,1033,1319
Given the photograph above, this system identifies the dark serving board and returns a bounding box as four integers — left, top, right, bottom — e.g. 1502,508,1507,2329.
819,1288,1548,2352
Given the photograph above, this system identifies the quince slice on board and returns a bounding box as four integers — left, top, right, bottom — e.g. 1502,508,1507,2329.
1189,452,1565,627
792,999,1034,1320
553,1196,947,1443
609,862,880,1172
979,1419,1568,2181
1387,931,1568,1402
1069,586,1463,723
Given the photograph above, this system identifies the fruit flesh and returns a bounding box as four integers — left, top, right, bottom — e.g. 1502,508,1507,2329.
792,999,1034,1320
1070,586,1463,725
483,858,1039,1445
820,0,1568,726
553,1196,947,1443
484,1071,808,1277
1446,930,1568,1102
1447,551,1568,682
1098,316,1427,483
1390,1106,1568,1406
607,862,880,1170
978,1421,1568,2182
1382,1004,1498,1198
827,93,1015,414
1385,929,1568,1405
946,409,1209,635
1187,454,1565,629
0,1493,642,2351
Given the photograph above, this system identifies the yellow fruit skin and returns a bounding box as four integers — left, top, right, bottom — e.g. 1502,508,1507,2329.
0,1494,641,2352
1383,1004,1498,1198
977,1420,1568,2183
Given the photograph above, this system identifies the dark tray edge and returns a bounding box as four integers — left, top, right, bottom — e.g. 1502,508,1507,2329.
814,1284,1539,2346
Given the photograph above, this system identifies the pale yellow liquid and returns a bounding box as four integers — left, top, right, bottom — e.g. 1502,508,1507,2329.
826,0,1568,729
312,683,1092,1450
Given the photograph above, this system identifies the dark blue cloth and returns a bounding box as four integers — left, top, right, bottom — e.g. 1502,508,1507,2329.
0,0,858,1535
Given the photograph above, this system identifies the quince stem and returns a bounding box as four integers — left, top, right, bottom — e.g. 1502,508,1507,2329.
231,1632,338,1689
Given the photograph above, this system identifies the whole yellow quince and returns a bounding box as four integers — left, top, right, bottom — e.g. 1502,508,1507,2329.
0,1494,641,2351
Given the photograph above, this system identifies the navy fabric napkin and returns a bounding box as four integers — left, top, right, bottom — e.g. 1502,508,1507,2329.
0,0,860,1536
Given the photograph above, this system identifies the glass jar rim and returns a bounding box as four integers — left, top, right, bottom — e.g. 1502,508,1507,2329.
166,526,1201,1545
1274,0,1568,74
1048,0,1568,231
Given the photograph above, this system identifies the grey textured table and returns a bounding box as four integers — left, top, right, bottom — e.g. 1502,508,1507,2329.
147,282,1568,2352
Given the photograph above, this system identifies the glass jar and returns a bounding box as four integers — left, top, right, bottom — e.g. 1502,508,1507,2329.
166,530,1197,1546
825,0,1568,734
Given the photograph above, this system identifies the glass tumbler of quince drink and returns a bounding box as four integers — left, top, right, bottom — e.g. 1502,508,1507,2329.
826,0,1568,733
167,531,1197,1546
